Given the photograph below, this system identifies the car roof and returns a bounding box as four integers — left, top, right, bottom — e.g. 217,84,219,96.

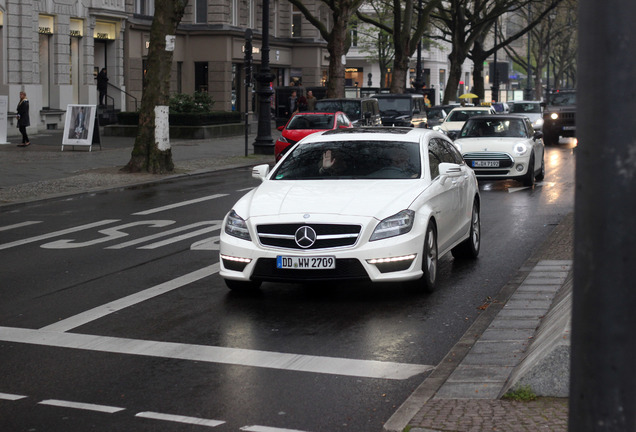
449,106,494,111
372,93,423,99
298,126,444,143
463,114,529,121
316,97,377,102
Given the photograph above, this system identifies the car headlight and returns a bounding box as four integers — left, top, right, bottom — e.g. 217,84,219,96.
278,135,290,143
533,118,544,128
513,142,528,156
550,112,559,120
370,210,415,241
224,210,251,240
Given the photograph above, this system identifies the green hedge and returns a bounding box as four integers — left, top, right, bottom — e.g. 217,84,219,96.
117,111,242,126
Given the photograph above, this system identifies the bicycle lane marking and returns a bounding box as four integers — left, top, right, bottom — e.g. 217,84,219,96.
0,220,119,250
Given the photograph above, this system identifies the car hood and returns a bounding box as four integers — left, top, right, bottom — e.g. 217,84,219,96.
439,121,464,131
455,137,528,152
282,129,326,142
233,180,426,221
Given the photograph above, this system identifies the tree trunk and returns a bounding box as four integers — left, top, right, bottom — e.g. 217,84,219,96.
326,19,348,98
122,0,187,174
443,47,466,104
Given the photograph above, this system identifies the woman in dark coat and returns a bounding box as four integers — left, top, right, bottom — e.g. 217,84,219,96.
16,91,30,147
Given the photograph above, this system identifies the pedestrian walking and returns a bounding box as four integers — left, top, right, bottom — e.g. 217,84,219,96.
16,91,30,147
306,90,317,111
96,68,109,106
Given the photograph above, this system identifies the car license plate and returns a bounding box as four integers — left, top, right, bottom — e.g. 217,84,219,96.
472,160,499,168
563,126,576,130
277,256,336,269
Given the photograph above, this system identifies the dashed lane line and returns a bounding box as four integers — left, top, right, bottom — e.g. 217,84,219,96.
39,399,125,413
0,221,42,232
135,411,225,427
0,326,433,380
0,392,27,401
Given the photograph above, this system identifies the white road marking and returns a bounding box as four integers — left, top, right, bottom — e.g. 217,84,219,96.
39,399,125,413
190,236,220,250
0,221,42,232
107,221,221,249
0,220,119,250
0,392,27,401
40,220,175,249
133,194,228,215
135,411,225,427
39,263,220,332
241,426,312,432
0,326,433,380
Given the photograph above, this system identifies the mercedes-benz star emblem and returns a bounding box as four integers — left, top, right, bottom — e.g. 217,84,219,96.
295,226,317,248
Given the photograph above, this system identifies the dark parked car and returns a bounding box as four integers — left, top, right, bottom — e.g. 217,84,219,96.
425,105,451,127
372,93,428,128
314,97,382,127
542,90,576,145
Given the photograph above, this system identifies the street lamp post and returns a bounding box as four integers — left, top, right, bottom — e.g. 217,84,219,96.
524,4,533,100
253,0,275,155
492,18,499,103
412,0,424,92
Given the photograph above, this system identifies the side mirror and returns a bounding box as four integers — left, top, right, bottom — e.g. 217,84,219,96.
534,131,544,140
446,131,458,141
252,164,270,182
277,125,285,131
438,162,462,185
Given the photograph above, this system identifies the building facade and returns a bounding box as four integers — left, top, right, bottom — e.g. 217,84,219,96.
1,0,475,135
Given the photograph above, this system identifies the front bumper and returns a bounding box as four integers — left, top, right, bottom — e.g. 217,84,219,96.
219,214,426,284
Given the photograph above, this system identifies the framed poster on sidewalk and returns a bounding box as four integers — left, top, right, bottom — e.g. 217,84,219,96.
62,104,100,151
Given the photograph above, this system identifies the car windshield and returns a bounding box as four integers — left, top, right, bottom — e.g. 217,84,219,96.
426,108,445,120
272,140,421,180
287,114,334,130
511,103,541,114
376,98,411,114
548,92,576,106
447,109,491,122
460,118,527,138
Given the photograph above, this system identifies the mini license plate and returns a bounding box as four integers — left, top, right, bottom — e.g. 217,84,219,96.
563,126,576,130
472,160,499,168
277,256,336,270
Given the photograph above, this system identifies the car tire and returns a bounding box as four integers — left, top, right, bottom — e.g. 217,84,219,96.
535,155,545,181
451,200,481,259
407,221,438,293
522,155,536,187
225,279,262,291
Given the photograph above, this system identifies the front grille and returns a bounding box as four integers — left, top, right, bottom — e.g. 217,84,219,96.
463,152,514,169
257,223,361,250
251,258,369,282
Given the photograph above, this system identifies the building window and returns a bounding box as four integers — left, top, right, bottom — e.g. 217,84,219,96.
231,0,238,26
195,0,207,24
248,0,255,28
177,62,183,93
292,5,302,38
136,0,155,16
195,62,208,92
350,23,358,47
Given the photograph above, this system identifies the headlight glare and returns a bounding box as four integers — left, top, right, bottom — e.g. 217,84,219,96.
533,118,544,128
550,112,558,120
513,142,528,156
224,210,251,240
370,210,415,241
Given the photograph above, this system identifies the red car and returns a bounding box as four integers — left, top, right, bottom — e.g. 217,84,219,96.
275,111,353,161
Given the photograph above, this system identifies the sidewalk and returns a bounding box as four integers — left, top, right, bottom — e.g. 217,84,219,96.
0,128,573,432
0,127,276,205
